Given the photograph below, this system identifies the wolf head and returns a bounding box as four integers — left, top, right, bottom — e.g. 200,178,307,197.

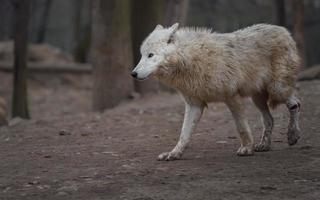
131,23,179,80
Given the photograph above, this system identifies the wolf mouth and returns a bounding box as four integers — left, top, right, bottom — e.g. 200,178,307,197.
136,77,148,81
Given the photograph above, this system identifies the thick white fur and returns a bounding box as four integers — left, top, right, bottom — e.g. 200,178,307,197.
132,23,301,161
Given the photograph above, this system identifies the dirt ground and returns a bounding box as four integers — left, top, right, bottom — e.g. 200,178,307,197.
0,71,319,200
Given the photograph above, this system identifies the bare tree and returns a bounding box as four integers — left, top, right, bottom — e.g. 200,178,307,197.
0,97,8,126
0,0,15,40
91,0,134,111
36,0,52,43
291,0,306,67
165,0,189,26
274,0,286,26
131,0,165,94
12,0,31,119
72,0,90,62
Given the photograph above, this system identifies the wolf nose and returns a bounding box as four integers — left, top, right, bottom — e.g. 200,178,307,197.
131,71,137,78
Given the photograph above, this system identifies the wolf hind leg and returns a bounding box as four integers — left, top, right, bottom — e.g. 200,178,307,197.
252,91,274,152
226,97,254,156
286,93,301,145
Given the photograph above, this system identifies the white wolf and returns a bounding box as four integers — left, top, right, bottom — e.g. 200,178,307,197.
131,23,301,161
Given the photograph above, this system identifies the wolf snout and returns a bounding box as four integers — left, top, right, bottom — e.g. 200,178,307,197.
131,71,138,78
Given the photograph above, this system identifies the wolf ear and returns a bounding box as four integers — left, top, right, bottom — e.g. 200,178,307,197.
155,24,164,30
167,23,179,44
169,23,179,32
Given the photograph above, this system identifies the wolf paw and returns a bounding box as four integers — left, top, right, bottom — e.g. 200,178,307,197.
288,128,301,146
157,151,182,161
255,142,271,152
237,146,254,156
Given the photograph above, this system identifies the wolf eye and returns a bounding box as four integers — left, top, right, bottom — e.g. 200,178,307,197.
148,53,154,58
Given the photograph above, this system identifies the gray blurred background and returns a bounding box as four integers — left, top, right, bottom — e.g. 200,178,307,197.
1,0,319,66
0,0,319,121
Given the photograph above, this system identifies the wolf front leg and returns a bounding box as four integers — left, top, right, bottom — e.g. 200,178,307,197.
226,97,254,156
158,101,204,161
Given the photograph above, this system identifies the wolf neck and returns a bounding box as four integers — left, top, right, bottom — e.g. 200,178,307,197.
157,42,207,95
156,28,219,102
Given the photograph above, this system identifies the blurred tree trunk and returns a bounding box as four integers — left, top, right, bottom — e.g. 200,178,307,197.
274,0,286,26
12,0,31,119
91,0,134,111
131,0,165,94
165,0,189,26
0,97,8,126
291,0,306,68
36,0,52,43
0,0,15,40
73,0,87,62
